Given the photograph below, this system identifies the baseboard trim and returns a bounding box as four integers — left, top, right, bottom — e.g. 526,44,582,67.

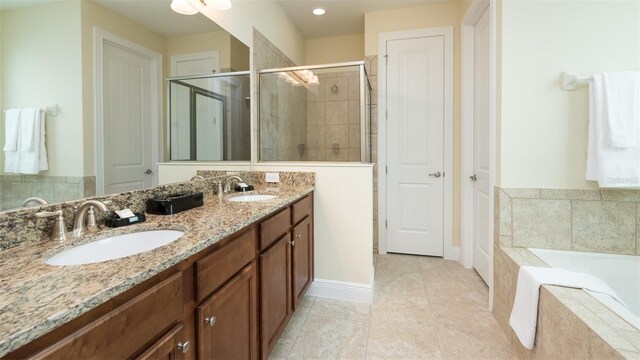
307,278,374,304
445,246,460,262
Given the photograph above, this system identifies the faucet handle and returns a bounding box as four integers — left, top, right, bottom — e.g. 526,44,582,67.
85,206,99,233
35,210,62,218
35,210,67,242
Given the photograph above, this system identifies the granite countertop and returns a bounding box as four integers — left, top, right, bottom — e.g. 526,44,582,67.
0,186,313,357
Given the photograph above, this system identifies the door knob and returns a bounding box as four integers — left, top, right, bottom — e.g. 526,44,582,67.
428,171,442,178
204,316,216,327
177,341,191,354
144,169,153,175
470,174,477,181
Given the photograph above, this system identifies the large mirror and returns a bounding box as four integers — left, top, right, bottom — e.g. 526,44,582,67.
0,0,250,211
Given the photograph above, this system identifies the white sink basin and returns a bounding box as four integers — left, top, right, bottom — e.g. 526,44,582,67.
228,194,278,202
45,230,186,266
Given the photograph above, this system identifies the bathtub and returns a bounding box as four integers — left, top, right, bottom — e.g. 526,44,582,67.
528,248,640,330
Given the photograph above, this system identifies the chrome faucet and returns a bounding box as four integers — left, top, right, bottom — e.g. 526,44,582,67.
223,176,243,193
73,200,110,237
35,210,67,242
190,175,204,181
23,197,48,207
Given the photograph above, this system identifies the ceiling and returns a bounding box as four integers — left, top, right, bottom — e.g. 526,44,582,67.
0,0,223,38
276,0,450,39
91,0,223,37
0,0,449,39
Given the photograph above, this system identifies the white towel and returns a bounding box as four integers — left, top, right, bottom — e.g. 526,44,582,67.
3,109,20,152
603,71,640,148
19,108,37,151
586,75,640,187
509,266,625,350
4,109,21,173
19,109,48,174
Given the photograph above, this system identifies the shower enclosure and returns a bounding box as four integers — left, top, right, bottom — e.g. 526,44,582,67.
258,62,372,162
168,72,251,161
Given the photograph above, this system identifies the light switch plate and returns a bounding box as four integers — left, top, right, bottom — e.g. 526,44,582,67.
266,172,280,183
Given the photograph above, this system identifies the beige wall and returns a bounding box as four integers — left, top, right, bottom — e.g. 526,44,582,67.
1,2,84,177
230,35,250,71
499,0,640,189
166,31,231,71
306,34,365,65
191,0,306,65
365,2,463,247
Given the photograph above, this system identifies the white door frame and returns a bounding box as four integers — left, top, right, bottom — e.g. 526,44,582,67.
461,0,497,302
94,27,162,195
377,26,455,260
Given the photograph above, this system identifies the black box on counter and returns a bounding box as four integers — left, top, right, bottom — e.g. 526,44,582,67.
146,192,204,215
104,212,146,228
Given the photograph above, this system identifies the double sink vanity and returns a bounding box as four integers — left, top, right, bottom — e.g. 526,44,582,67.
0,174,314,360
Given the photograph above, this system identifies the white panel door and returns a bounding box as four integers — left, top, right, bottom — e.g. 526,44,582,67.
103,43,152,194
387,36,445,256
472,8,492,284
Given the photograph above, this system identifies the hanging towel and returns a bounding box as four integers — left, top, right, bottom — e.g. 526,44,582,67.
603,71,640,148
19,108,48,174
3,109,20,152
19,108,38,152
509,266,625,350
3,109,21,173
586,74,640,187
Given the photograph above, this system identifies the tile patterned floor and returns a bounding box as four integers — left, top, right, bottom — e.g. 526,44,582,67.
269,254,519,360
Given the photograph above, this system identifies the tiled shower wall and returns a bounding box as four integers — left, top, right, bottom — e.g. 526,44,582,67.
306,69,362,161
0,175,95,211
497,187,640,255
253,29,307,162
222,76,251,161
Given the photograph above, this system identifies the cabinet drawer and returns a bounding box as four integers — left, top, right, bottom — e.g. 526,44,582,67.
197,228,256,301
291,195,312,226
33,272,183,360
259,208,291,250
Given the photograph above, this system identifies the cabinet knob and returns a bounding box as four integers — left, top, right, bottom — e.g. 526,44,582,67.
177,341,191,354
290,240,295,247
204,316,217,327
295,234,301,239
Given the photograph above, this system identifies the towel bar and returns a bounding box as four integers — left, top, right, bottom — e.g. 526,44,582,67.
2,105,58,117
561,71,592,91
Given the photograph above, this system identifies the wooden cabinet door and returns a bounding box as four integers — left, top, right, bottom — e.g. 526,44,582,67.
135,323,188,360
259,234,292,359
197,263,258,360
291,216,313,310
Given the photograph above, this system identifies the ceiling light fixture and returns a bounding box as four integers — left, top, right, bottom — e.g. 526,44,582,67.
312,8,326,16
170,0,198,15
170,0,232,15
279,70,320,88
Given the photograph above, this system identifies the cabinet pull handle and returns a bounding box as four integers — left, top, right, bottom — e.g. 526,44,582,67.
204,316,217,327
177,341,191,354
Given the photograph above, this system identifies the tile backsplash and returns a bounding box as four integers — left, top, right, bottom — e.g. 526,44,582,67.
496,187,640,255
